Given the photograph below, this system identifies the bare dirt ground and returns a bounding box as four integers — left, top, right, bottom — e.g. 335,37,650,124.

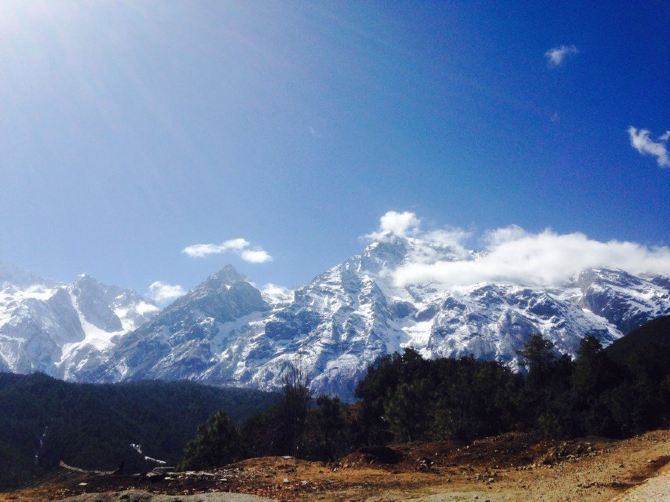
2,429,669,501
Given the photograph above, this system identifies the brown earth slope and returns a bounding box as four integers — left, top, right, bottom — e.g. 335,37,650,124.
2,429,669,501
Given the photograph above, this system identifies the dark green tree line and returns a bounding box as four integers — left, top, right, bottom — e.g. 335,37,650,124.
179,317,670,470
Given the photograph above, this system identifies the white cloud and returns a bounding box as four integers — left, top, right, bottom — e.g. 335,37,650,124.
182,238,250,258
182,237,272,263
628,126,670,168
484,225,528,246
240,249,273,264
422,229,471,249
149,281,186,303
367,211,470,255
366,213,670,288
393,226,670,288
261,283,294,305
367,211,421,240
545,45,578,66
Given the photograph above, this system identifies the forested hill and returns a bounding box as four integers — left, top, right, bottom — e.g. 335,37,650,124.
605,315,670,364
0,374,276,490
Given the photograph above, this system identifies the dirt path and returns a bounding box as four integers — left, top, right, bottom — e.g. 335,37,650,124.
2,429,669,501
614,463,670,502
60,490,274,501
360,429,670,501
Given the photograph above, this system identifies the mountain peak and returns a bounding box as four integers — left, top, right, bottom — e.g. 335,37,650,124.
71,273,118,299
201,265,245,290
0,264,158,377
356,237,411,274
74,272,99,285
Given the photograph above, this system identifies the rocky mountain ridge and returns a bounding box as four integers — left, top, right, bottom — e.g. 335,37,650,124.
0,265,158,378
59,235,670,398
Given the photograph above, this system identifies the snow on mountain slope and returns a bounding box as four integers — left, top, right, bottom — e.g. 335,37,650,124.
0,265,158,377
74,265,270,383
576,268,670,334
73,235,670,399
207,238,650,398
4,228,670,400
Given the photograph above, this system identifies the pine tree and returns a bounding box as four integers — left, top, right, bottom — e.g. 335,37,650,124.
304,395,348,460
179,411,242,470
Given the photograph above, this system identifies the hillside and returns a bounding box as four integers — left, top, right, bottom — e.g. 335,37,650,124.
0,373,276,490
4,429,670,501
605,315,670,364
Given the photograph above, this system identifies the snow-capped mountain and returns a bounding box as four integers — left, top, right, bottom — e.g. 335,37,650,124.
0,264,158,377
70,235,670,399
76,265,270,383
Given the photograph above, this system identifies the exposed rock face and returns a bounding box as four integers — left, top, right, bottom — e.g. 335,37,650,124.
0,265,158,378
76,265,270,383
576,268,670,335
73,237,670,399
4,234,670,399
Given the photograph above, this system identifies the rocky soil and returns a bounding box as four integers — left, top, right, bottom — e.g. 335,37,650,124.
2,429,669,501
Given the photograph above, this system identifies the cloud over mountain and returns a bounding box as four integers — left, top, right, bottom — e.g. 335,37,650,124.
365,211,670,288
182,238,272,263
149,281,186,303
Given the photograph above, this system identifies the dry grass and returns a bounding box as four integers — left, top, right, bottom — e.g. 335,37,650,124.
2,429,669,501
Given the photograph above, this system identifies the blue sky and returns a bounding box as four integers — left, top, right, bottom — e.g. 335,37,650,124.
0,0,668,299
